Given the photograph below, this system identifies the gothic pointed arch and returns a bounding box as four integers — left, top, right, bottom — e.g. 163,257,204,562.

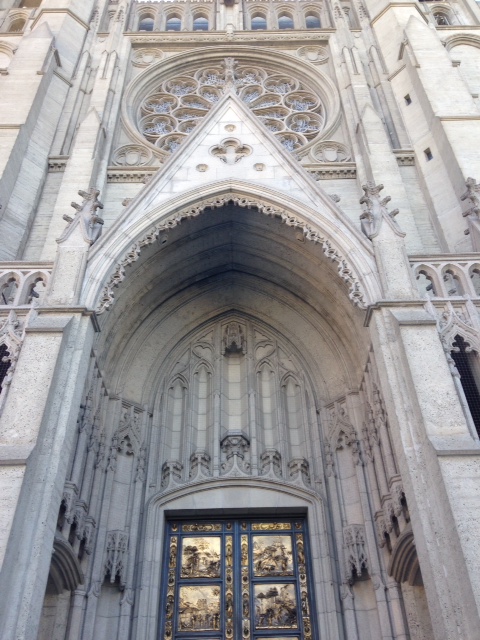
84,184,378,317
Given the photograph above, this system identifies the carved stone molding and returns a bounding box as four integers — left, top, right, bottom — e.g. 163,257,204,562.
222,322,246,354
394,150,415,166
95,194,368,316
210,138,252,165
343,524,368,583
48,156,69,172
0,265,51,307
305,164,356,180
189,450,211,479
260,448,282,478
427,299,480,355
311,141,351,163
162,460,183,488
128,32,332,45
136,444,147,483
296,45,329,65
324,442,336,478
112,144,153,167
221,434,250,476
107,168,157,183
288,457,310,486
131,47,164,68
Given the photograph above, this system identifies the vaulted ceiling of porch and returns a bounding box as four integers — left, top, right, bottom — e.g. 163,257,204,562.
94,204,371,404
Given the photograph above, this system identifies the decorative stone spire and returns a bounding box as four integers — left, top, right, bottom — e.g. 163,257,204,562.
460,177,480,218
359,181,405,240
59,187,104,245
358,181,416,299
460,177,480,250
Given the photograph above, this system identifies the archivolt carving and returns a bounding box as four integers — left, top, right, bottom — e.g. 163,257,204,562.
95,195,368,315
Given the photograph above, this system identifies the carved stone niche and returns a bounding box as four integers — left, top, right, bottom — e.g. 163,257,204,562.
221,433,250,476
343,524,368,584
105,530,129,589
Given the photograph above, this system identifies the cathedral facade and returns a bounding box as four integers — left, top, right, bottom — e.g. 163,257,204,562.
1,0,480,638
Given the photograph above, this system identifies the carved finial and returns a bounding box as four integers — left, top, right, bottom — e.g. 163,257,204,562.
460,177,480,218
59,187,104,245
359,181,405,239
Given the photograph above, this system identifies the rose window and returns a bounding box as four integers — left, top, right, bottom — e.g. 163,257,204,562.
138,59,326,155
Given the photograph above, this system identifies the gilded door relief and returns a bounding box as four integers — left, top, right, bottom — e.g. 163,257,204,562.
163,520,313,640
181,537,221,578
254,584,298,629
253,536,294,576
178,586,221,631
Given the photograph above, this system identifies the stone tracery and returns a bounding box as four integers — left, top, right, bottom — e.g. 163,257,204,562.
138,57,326,155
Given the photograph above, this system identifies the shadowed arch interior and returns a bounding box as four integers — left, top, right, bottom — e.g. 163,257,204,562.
91,204,370,403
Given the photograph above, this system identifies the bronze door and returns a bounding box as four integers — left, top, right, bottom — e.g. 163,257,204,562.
161,519,314,640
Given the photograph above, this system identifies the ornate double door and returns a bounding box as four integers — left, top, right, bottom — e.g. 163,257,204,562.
161,518,314,640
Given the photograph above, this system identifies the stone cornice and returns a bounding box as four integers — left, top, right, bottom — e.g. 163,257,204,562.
0,261,53,269
304,163,357,179
125,29,333,46
107,167,157,183
409,253,480,261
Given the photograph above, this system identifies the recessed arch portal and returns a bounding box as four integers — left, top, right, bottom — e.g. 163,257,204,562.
85,188,377,319
87,200,373,403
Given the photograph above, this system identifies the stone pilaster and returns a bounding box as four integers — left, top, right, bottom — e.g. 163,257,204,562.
369,303,480,639
0,311,94,640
